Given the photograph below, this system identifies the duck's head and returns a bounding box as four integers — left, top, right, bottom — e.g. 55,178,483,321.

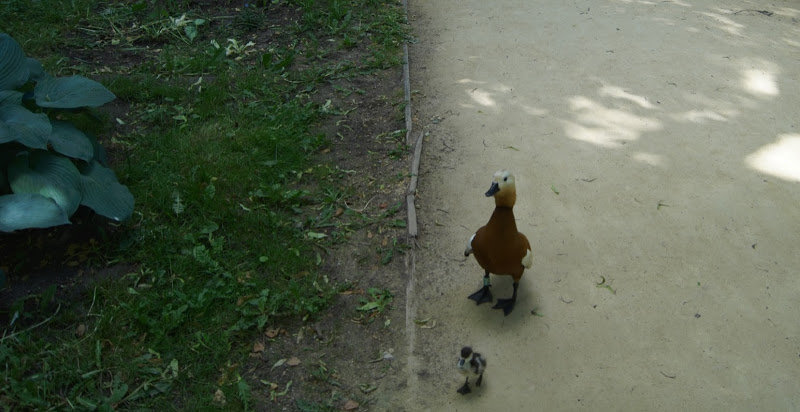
485,169,517,207
458,346,473,367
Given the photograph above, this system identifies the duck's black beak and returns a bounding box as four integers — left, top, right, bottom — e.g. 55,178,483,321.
485,182,500,197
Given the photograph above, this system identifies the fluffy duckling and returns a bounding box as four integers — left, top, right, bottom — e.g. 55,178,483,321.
464,170,533,315
457,346,486,395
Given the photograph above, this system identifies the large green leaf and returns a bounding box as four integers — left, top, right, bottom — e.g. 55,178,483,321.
34,75,116,108
0,33,29,91
49,120,94,162
0,193,70,232
86,132,108,166
0,118,8,143
8,151,82,216
25,57,44,83
0,90,22,106
79,161,134,222
0,163,6,193
0,90,16,144
0,104,51,148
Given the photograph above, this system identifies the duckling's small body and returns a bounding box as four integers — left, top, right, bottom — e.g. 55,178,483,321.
456,346,486,395
465,170,533,315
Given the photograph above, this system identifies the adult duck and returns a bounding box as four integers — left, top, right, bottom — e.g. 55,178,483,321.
464,170,533,315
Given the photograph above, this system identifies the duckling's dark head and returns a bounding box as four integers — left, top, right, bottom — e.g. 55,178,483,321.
460,346,473,359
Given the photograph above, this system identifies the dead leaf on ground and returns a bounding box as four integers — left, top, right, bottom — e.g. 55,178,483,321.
252,341,265,353
75,323,87,337
271,359,286,370
334,207,344,217
414,318,437,329
286,356,301,366
265,328,280,338
213,389,226,405
343,399,359,410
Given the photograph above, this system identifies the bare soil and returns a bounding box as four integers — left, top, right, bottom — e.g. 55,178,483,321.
243,51,413,412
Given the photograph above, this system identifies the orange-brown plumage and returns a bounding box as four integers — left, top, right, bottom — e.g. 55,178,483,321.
465,170,533,315
471,207,531,282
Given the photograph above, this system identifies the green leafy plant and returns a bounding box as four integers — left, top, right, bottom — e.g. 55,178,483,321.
0,33,133,232
357,287,393,315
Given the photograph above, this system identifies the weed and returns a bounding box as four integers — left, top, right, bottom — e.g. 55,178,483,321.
377,236,408,265
356,287,394,322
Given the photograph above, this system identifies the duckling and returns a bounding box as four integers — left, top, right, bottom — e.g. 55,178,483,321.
457,346,486,395
464,170,533,315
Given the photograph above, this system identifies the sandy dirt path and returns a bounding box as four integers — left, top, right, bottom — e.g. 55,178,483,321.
401,0,800,410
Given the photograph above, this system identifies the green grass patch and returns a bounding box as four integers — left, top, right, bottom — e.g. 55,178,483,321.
1,0,407,409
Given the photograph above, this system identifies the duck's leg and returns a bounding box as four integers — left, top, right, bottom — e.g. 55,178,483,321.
492,281,518,316
457,377,471,395
476,373,483,387
468,271,493,305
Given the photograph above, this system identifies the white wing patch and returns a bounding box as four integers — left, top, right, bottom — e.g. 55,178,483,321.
521,248,533,269
464,233,476,256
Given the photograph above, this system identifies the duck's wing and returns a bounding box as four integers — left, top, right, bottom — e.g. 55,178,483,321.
519,232,533,269
464,233,476,256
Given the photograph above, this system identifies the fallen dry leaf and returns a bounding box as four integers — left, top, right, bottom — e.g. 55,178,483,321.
75,323,87,337
420,320,437,329
213,389,226,406
286,357,301,366
271,359,286,370
265,328,279,338
343,399,359,410
252,341,265,353
334,207,344,217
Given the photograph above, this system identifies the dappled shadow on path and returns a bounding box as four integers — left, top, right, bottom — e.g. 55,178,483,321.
408,0,800,409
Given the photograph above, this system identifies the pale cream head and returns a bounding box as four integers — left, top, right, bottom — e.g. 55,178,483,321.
487,169,517,207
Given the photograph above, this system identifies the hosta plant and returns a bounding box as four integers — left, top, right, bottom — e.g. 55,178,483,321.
0,33,133,232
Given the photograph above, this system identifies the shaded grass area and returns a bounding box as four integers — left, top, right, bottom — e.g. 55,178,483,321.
0,0,407,409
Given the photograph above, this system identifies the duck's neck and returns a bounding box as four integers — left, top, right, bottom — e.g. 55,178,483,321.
494,190,516,208
488,206,518,232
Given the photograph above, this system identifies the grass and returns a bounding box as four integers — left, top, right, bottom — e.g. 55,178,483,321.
0,0,407,409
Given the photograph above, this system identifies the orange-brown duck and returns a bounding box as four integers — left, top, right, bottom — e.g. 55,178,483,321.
464,170,533,315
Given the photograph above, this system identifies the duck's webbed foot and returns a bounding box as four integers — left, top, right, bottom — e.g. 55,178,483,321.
468,285,493,305
468,272,492,304
457,378,471,395
491,282,518,316
492,297,516,315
